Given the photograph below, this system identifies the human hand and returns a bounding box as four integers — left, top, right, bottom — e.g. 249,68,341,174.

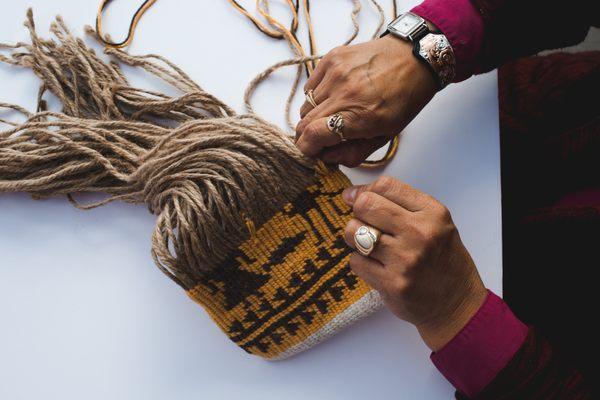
295,35,437,167
342,177,488,351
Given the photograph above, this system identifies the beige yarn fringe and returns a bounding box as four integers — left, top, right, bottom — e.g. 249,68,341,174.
244,0,388,131
0,10,316,289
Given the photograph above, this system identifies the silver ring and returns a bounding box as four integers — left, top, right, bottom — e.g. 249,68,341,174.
305,89,318,108
327,113,345,140
354,225,381,256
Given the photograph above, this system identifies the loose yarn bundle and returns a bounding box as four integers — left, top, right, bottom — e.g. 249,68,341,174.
0,10,382,358
1,10,316,286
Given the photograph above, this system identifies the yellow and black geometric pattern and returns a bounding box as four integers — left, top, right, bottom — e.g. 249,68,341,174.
187,167,376,359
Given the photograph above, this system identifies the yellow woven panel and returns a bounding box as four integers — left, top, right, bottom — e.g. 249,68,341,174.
187,168,372,358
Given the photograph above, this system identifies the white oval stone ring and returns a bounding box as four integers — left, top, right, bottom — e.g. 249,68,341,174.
354,225,381,257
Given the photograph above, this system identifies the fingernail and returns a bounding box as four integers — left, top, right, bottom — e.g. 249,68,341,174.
342,186,358,204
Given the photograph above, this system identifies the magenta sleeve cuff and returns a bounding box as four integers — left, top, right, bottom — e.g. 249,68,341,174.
411,0,485,82
430,290,529,398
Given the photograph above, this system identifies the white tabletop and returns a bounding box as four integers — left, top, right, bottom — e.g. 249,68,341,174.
0,1,501,399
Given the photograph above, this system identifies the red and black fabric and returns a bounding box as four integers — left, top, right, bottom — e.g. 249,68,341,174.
469,0,599,74
457,329,591,399
458,51,600,399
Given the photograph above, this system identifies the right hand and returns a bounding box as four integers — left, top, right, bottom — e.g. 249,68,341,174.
341,177,488,351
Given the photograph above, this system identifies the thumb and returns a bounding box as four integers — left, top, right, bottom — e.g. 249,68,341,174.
342,183,368,206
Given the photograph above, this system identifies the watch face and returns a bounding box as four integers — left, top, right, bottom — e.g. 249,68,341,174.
391,13,422,36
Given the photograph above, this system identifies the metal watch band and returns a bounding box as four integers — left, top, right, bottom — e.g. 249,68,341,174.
382,13,456,90
414,33,456,89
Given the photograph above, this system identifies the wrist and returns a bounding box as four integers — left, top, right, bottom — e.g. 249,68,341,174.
383,12,456,89
380,35,438,94
417,283,488,351
411,0,486,81
429,291,529,398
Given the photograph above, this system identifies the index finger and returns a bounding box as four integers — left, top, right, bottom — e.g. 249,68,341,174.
303,56,330,93
342,176,432,212
295,116,342,157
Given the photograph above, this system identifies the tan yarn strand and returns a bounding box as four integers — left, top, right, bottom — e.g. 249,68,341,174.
90,0,399,166
369,0,386,38
96,0,157,48
0,10,317,289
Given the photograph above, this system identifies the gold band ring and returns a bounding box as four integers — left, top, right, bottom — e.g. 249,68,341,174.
305,89,318,108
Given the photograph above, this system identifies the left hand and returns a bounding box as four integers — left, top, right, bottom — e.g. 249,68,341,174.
295,35,437,167
342,176,488,351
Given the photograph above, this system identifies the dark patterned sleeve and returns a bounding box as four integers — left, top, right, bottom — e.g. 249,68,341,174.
468,0,599,74
455,328,594,399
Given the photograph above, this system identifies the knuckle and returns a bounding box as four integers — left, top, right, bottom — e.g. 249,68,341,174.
344,223,355,242
423,208,456,241
296,120,307,135
359,103,380,120
371,176,396,194
404,221,419,235
320,54,333,68
417,225,439,246
343,109,359,126
348,252,363,271
424,195,446,215
300,103,309,116
328,46,344,58
403,251,423,270
437,204,453,222
304,124,320,141
344,84,361,98
439,222,458,242
353,191,377,215
427,197,445,213
341,154,363,168
328,66,344,81
348,252,356,265
386,277,408,298
419,221,453,249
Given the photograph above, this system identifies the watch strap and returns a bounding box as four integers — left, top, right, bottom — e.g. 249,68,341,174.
413,33,456,89
382,13,456,90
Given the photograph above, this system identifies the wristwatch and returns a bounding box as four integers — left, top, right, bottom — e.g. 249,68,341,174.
382,12,456,89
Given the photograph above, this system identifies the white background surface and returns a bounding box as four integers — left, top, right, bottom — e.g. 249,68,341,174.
0,1,502,399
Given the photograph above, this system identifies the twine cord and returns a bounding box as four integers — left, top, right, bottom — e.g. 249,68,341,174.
0,10,316,289
92,0,400,166
0,3,403,289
